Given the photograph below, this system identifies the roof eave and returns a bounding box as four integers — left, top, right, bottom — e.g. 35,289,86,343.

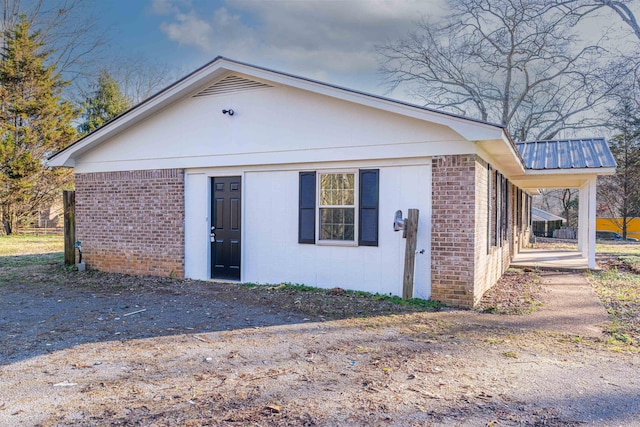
475,134,526,177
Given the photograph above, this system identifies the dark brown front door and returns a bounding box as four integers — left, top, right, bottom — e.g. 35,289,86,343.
210,177,241,280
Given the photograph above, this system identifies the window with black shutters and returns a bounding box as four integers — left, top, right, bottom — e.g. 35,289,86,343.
299,169,379,246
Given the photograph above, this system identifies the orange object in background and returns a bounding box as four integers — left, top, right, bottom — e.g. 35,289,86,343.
596,218,640,239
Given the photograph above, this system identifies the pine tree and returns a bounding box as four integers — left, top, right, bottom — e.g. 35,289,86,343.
80,70,131,134
598,100,640,239
0,16,78,234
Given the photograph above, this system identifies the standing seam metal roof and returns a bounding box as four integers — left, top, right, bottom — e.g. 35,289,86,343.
516,138,616,170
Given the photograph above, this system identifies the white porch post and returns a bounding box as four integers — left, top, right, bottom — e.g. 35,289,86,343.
587,177,597,269
578,177,597,268
578,185,587,255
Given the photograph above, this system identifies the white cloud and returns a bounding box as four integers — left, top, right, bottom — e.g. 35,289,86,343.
150,0,193,16
151,0,449,93
160,12,213,51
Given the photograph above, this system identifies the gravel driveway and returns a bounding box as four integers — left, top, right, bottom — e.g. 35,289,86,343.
1,259,639,426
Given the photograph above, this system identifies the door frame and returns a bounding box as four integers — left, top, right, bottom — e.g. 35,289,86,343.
208,174,244,281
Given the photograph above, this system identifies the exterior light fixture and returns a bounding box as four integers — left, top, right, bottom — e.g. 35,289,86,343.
222,109,234,116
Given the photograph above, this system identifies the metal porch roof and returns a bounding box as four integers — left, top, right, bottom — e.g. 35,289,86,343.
516,138,616,170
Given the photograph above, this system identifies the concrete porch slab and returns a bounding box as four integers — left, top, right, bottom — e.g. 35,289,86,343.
510,248,597,271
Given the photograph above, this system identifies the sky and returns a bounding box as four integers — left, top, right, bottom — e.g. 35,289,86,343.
90,0,449,97
76,0,640,102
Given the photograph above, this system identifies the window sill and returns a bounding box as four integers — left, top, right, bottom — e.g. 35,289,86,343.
315,240,358,247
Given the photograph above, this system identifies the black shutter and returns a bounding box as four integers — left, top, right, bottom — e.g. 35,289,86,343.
299,172,316,244
505,179,510,236
359,169,379,246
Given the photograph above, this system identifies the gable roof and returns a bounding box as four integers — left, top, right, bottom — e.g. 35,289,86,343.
516,138,617,170
532,207,566,223
48,56,518,168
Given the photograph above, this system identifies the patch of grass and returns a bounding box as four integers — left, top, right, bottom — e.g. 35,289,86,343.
535,237,640,257
0,234,63,257
0,252,63,268
502,351,519,358
370,293,444,310
283,283,323,293
241,282,443,312
587,259,640,348
596,242,640,256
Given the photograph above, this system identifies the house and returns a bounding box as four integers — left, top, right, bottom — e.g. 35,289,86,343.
532,207,566,238
48,57,616,308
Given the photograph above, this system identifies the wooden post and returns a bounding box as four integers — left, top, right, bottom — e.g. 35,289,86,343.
63,190,76,266
402,208,419,299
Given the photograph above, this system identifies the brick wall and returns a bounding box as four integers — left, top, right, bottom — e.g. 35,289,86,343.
75,169,185,277
431,155,476,307
431,155,531,308
473,160,507,303
473,162,531,306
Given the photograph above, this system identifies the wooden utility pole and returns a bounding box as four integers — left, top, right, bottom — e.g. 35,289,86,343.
63,190,75,266
402,208,419,299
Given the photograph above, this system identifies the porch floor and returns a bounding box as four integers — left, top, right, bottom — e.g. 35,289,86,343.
510,248,596,271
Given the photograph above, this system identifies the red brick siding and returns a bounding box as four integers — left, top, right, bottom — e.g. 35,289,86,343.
75,169,185,277
473,162,531,306
473,160,507,303
431,155,476,307
431,155,531,308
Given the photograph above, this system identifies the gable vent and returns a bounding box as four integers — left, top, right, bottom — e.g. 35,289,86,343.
193,75,273,97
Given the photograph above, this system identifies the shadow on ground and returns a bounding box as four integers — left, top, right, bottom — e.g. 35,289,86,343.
0,255,437,365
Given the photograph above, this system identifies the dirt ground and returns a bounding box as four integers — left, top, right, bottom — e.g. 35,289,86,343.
1,259,639,426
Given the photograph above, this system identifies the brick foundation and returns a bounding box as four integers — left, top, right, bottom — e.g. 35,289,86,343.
75,169,185,277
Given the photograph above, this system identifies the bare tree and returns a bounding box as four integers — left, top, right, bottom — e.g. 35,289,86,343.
111,57,182,104
600,0,640,39
559,1,640,102
1,0,106,92
535,189,580,228
378,0,615,141
562,0,640,41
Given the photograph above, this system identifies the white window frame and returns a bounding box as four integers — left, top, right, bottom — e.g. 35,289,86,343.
316,170,359,246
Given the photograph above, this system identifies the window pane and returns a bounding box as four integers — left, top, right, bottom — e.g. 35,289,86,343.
320,207,355,240
342,189,354,205
320,173,355,206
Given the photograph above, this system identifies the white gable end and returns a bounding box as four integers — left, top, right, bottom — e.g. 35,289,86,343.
72,75,474,173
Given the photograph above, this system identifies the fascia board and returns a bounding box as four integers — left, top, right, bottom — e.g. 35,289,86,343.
524,167,616,176
475,136,526,176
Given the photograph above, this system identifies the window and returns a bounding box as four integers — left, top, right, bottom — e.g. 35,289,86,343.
504,178,510,239
493,171,509,247
319,172,356,241
516,188,522,228
299,169,379,246
495,171,501,247
487,165,493,253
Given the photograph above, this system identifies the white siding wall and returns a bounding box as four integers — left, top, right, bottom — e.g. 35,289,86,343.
184,161,432,298
184,172,209,280
73,85,471,174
